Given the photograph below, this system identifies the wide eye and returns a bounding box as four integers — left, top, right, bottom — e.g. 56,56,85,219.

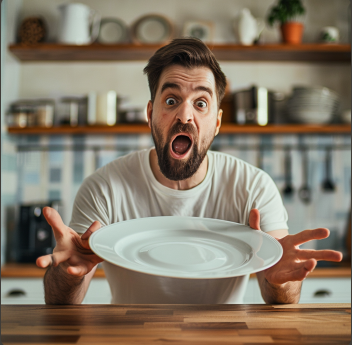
166,97,177,106
196,100,207,108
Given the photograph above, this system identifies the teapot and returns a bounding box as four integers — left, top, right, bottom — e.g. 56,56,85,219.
235,8,265,46
58,3,101,45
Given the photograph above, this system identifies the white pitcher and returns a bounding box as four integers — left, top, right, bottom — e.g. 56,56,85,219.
58,3,101,45
235,8,265,46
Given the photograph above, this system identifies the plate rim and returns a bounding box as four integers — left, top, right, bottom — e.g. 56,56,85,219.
89,216,283,279
131,14,174,44
98,17,129,44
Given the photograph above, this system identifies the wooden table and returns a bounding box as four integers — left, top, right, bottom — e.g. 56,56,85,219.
2,304,351,344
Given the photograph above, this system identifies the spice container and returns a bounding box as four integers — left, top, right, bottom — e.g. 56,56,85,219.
36,100,55,127
59,97,83,126
6,103,32,128
7,99,55,128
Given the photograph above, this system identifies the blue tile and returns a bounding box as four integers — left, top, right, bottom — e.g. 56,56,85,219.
73,151,84,183
49,168,62,183
49,152,64,164
1,154,17,171
1,194,17,205
344,167,351,192
49,190,61,200
73,166,84,184
27,135,40,143
24,172,40,185
335,211,349,220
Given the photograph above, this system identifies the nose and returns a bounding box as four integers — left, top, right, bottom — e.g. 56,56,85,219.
176,102,193,124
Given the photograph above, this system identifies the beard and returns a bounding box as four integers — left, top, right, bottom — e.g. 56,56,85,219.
151,121,215,181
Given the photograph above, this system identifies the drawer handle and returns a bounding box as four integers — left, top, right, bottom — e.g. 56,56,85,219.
313,289,331,297
6,289,26,297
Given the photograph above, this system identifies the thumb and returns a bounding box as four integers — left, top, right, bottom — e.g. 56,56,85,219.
81,221,101,248
249,209,261,230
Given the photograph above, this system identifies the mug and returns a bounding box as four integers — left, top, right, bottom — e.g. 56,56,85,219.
58,3,101,45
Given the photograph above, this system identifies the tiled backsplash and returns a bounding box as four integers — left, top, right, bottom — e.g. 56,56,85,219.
10,133,351,258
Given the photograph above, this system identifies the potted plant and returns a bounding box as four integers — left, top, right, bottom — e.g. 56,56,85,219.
267,0,306,44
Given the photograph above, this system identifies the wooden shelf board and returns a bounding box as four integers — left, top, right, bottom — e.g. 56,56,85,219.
9,43,351,62
7,124,351,135
1,263,350,279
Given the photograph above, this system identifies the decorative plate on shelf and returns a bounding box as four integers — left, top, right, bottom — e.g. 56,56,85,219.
89,216,282,279
131,14,173,44
183,21,214,43
98,18,129,44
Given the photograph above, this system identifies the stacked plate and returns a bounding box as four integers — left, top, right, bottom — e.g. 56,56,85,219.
287,86,340,124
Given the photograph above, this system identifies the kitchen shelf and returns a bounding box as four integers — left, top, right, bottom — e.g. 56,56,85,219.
9,43,351,62
7,124,351,135
1,263,350,279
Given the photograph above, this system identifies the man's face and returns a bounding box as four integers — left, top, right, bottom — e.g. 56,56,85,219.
147,65,222,181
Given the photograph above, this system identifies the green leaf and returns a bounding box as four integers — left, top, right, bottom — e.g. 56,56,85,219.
267,0,306,26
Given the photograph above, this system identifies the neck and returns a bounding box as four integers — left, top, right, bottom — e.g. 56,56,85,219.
149,148,208,190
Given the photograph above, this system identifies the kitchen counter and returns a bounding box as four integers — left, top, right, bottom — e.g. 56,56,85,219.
1,263,351,278
2,304,351,344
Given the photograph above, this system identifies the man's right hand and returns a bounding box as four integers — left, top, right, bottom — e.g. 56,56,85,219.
36,207,103,276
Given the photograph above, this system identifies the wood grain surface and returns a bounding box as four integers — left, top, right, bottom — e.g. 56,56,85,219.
6,124,352,136
9,43,351,62
2,304,350,344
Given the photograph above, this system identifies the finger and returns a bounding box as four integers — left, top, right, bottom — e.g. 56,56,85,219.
81,221,101,241
269,259,317,284
36,254,52,268
43,207,68,240
66,260,96,276
298,249,343,262
290,228,330,246
80,221,101,249
249,209,261,230
36,250,71,268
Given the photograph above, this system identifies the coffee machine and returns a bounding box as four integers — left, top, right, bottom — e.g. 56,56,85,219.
16,201,63,263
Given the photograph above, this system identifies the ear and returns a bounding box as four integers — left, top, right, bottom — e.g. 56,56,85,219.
147,101,153,129
215,109,223,136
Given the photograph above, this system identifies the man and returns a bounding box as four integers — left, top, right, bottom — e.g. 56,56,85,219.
36,38,342,305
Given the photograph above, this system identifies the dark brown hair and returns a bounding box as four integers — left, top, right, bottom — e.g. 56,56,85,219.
143,38,227,107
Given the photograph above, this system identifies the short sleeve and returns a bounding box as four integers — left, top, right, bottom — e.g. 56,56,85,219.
250,172,289,233
69,172,111,234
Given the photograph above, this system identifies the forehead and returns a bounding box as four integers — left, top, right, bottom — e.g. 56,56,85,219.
158,65,216,94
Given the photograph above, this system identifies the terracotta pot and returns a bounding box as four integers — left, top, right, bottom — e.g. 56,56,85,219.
280,22,304,44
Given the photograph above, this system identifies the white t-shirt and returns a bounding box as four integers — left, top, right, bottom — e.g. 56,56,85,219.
69,148,288,304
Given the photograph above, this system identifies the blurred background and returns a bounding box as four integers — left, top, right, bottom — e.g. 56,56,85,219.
1,0,351,304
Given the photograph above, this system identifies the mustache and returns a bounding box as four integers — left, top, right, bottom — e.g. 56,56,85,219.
168,122,198,142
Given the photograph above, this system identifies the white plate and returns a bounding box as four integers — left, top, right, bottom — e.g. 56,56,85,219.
98,18,128,44
132,15,173,44
89,216,283,279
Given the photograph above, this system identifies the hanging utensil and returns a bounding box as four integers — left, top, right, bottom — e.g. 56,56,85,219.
299,148,311,204
283,148,294,197
322,148,336,192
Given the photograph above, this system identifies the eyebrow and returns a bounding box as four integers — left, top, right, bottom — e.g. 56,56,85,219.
160,82,213,98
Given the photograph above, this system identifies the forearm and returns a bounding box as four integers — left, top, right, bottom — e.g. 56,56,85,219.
43,264,86,305
257,271,302,304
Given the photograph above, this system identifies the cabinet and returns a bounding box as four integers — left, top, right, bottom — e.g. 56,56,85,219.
1,278,111,305
2,276,350,305
243,277,352,304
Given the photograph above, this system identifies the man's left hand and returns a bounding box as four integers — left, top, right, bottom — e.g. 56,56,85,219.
249,209,343,286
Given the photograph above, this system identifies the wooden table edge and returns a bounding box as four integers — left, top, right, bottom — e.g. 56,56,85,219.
1,263,350,279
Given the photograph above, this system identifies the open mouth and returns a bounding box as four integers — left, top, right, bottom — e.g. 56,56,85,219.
170,133,193,159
